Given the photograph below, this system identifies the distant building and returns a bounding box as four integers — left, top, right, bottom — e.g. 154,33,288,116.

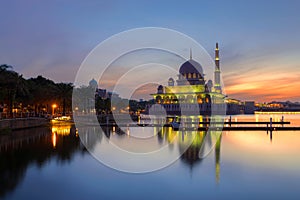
257,101,300,112
88,78,120,100
244,101,255,114
96,88,107,99
226,98,243,115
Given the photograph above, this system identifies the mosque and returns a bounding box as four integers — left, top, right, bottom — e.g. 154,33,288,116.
151,43,230,115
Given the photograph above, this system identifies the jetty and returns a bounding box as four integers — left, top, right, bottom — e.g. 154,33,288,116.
94,120,300,132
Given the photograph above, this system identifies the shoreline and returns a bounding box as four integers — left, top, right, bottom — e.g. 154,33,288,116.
0,118,50,133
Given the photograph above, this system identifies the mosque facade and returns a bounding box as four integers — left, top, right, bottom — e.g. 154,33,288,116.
151,43,238,115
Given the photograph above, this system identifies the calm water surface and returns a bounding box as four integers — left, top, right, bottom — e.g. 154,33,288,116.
1,114,300,200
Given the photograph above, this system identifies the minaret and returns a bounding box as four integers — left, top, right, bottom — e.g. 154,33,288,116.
214,43,222,93
190,48,192,60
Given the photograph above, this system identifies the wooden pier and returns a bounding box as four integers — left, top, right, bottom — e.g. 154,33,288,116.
96,120,300,131
198,121,291,125
197,126,300,131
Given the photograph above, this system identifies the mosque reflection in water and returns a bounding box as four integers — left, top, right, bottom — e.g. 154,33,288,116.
0,119,222,198
80,119,222,183
161,128,221,183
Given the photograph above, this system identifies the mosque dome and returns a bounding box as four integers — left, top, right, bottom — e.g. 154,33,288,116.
168,77,174,82
157,85,164,94
179,59,203,76
89,78,98,88
158,85,163,90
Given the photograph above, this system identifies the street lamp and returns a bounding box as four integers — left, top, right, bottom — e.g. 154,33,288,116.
52,104,57,116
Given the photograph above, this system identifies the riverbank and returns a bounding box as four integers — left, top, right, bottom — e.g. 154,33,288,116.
0,118,50,133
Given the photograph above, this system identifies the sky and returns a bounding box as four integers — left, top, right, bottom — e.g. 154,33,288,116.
1,0,300,102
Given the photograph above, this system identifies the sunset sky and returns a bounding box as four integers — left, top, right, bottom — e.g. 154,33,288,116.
1,0,300,102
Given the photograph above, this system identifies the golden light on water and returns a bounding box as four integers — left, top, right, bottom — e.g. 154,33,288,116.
126,128,130,136
51,124,72,136
255,111,300,115
51,123,72,148
52,133,56,148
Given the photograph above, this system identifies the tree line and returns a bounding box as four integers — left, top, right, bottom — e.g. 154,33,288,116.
0,64,153,118
0,64,73,117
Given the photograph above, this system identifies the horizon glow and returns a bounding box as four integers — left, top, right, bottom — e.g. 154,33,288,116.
1,0,300,102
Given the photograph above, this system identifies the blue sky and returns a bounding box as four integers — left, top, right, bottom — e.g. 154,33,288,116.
1,0,300,101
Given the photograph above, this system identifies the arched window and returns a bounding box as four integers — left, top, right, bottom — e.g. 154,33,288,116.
165,96,170,104
156,96,162,104
206,97,209,103
187,95,194,103
197,95,203,104
179,95,185,104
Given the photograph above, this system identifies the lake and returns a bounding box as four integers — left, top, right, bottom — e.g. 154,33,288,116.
1,113,300,200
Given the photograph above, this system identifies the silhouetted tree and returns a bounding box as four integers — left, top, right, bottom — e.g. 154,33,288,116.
54,83,73,115
0,65,29,116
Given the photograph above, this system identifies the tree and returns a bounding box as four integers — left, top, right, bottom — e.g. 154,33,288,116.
0,65,29,117
27,75,57,114
54,83,73,116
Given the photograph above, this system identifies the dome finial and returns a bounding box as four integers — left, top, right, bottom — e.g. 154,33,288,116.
190,48,192,60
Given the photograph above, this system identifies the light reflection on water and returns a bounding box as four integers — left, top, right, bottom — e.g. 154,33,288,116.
0,114,300,199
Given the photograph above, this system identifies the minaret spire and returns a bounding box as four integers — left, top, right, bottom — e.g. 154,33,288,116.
215,42,220,70
214,42,222,93
190,48,192,60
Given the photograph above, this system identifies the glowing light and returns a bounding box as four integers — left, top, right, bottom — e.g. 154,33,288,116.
52,116,71,121
52,104,57,115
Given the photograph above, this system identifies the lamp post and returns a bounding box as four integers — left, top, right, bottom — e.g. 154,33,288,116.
52,104,57,116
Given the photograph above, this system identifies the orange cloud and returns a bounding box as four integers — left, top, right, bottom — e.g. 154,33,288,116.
223,53,300,102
